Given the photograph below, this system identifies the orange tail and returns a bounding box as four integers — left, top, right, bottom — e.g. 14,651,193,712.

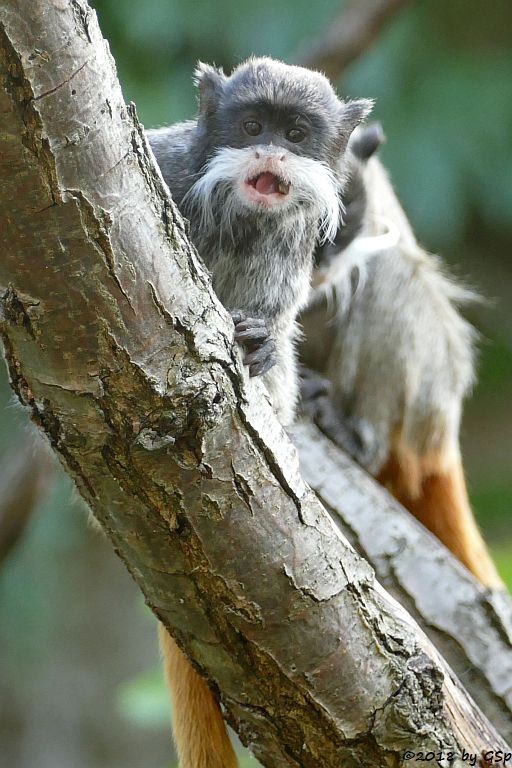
159,625,238,768
377,454,502,588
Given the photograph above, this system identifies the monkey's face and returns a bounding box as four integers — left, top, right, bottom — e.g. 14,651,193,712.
220,105,337,217
186,58,373,242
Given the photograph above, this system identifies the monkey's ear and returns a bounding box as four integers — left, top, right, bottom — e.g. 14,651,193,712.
350,122,386,162
194,62,226,119
338,98,374,138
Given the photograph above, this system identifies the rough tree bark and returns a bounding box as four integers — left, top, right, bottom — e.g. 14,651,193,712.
0,1,511,766
294,423,512,744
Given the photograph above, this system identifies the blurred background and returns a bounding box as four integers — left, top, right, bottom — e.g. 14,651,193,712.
1,1,511,766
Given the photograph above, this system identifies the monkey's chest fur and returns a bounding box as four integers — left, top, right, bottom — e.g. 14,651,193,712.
190,214,317,321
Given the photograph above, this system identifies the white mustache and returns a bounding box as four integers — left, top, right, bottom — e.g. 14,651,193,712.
182,145,342,245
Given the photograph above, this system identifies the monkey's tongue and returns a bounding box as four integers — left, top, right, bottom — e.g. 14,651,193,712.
254,172,288,195
254,173,279,194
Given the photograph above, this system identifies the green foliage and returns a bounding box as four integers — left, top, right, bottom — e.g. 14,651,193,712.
476,331,512,391
94,0,340,125
93,0,512,251
117,668,171,729
344,3,512,248
492,546,512,592
472,480,512,536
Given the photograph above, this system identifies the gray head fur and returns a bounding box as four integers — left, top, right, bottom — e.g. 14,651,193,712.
194,57,373,167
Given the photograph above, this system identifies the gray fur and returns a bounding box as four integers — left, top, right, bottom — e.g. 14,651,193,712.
148,57,371,424
302,154,476,472
314,122,385,265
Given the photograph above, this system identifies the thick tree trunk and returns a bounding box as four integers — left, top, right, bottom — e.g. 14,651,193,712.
0,1,510,765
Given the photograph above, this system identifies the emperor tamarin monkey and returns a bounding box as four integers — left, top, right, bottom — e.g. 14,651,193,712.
147,57,372,768
301,123,502,590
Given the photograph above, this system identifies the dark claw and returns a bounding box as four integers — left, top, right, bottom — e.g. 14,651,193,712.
234,318,266,331
299,369,364,458
249,352,277,378
244,339,276,367
235,325,269,345
317,402,365,458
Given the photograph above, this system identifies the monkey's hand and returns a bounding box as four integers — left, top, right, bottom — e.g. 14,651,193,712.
299,368,365,459
231,310,277,378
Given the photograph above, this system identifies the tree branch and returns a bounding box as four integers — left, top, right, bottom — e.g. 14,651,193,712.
299,0,412,82
0,1,510,765
294,421,512,743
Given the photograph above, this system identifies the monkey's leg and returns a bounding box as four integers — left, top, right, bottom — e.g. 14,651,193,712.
159,624,238,768
377,454,503,589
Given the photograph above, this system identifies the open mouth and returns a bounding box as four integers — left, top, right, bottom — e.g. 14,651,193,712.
245,172,290,200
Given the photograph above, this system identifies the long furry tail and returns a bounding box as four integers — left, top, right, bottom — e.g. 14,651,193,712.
377,454,503,588
159,625,238,768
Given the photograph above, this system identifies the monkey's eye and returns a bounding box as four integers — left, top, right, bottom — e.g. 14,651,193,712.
243,120,262,136
286,127,306,143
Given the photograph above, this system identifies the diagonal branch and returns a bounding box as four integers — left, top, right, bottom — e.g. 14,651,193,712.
294,421,512,742
0,1,510,765
299,0,412,81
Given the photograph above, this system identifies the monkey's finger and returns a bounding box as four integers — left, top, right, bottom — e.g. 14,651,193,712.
234,317,267,332
235,326,269,344
249,352,277,378
244,339,276,367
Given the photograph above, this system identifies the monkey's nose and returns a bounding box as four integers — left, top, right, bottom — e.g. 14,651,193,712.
254,149,286,161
